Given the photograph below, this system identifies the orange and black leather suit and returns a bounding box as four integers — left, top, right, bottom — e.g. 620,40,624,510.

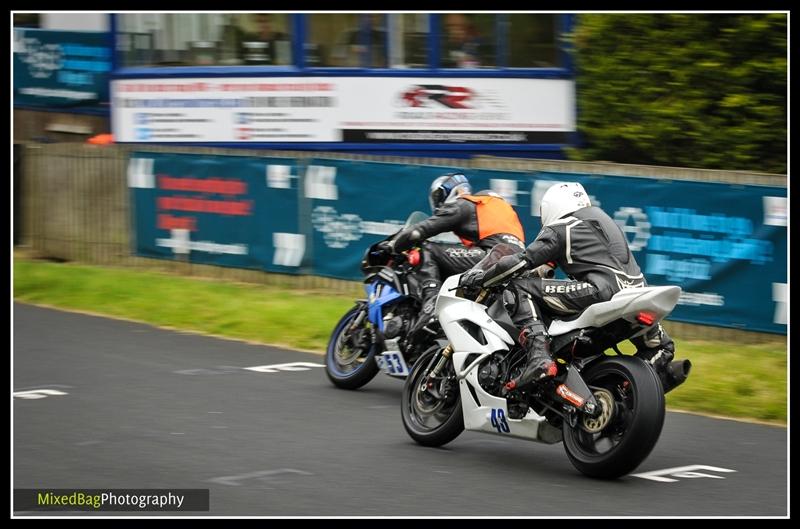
392,191,525,303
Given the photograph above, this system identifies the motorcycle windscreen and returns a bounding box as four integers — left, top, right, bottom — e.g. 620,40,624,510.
404,211,428,227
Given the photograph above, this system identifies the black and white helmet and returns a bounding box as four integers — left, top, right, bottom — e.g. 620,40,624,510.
540,182,591,226
429,173,471,212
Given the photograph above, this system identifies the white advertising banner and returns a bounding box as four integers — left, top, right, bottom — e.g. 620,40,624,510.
112,77,575,143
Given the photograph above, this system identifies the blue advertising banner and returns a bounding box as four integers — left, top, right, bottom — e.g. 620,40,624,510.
13,28,111,110
129,152,304,273
130,153,787,334
480,171,787,334
304,159,467,280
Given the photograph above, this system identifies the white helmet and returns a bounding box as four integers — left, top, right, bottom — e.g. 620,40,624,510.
429,173,471,212
540,182,591,227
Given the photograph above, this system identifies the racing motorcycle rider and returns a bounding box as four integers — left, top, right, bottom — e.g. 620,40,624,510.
377,173,526,339
460,182,680,393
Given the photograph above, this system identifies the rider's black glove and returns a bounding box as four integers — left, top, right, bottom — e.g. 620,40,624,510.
460,268,486,289
374,240,396,255
482,253,530,287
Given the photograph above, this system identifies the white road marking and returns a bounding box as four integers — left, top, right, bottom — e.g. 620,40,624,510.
13,389,68,399
207,469,313,487
632,465,737,483
244,362,324,373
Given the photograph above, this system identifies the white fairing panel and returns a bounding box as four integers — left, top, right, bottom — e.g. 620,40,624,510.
439,303,514,352
438,274,562,444
437,274,515,350
548,286,681,337
454,351,562,444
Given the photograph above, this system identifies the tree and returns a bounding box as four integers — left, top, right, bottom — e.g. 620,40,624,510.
568,14,787,174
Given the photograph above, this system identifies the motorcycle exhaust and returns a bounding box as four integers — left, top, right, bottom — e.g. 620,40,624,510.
661,359,692,394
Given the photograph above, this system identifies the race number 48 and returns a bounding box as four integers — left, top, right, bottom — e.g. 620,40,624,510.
491,408,510,433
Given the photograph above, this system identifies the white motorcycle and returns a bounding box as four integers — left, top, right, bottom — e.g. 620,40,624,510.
401,244,691,479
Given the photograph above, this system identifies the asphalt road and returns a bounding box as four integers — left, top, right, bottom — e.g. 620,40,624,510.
13,302,788,517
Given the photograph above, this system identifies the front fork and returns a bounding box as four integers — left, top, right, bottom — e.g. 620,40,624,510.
343,303,375,351
346,304,368,335
427,342,453,375
419,344,454,398
417,288,486,397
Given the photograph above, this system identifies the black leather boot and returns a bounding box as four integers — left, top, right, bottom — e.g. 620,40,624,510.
634,325,675,381
505,324,557,392
635,345,692,394
408,280,441,339
635,346,675,373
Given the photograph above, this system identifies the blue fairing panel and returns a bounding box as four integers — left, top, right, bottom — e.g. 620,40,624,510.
366,281,403,331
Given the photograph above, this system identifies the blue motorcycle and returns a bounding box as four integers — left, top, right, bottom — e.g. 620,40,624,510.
325,212,448,390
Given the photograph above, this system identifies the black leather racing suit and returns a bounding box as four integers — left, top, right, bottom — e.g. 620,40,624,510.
507,206,674,362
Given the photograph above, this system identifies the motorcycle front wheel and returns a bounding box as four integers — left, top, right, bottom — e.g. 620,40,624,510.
562,356,665,479
325,305,380,390
401,345,464,447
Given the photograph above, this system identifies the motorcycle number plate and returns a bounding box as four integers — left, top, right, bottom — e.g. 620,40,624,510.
376,351,409,377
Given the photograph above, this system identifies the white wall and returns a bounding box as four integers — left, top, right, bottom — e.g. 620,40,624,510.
41,13,109,31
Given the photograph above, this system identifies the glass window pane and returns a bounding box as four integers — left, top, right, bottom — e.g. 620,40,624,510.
117,13,159,67
509,14,559,68
239,13,292,65
441,13,496,68
360,14,388,68
116,13,292,67
305,14,361,67
389,14,429,68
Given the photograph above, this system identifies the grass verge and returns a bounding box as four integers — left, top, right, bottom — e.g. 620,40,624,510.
13,257,786,425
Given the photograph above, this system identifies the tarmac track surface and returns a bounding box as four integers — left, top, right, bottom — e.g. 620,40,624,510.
13,303,788,517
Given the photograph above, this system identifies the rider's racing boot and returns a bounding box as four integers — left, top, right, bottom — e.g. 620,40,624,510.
408,279,441,339
504,323,557,393
633,323,690,393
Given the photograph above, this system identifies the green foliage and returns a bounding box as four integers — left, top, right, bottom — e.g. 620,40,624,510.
13,259,355,352
568,14,786,174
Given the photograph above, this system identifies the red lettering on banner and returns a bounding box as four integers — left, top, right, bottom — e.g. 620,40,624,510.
219,82,333,92
157,175,247,195
119,82,209,92
157,214,198,231
157,197,252,216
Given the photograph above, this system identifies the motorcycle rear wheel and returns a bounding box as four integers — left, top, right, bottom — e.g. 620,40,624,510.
401,345,464,447
325,305,380,390
562,356,665,479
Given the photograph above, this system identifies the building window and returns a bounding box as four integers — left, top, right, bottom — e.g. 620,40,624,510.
114,13,565,71
440,13,496,68
508,14,560,68
388,14,429,68
116,13,292,67
303,14,390,68
305,14,361,67
237,13,292,65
